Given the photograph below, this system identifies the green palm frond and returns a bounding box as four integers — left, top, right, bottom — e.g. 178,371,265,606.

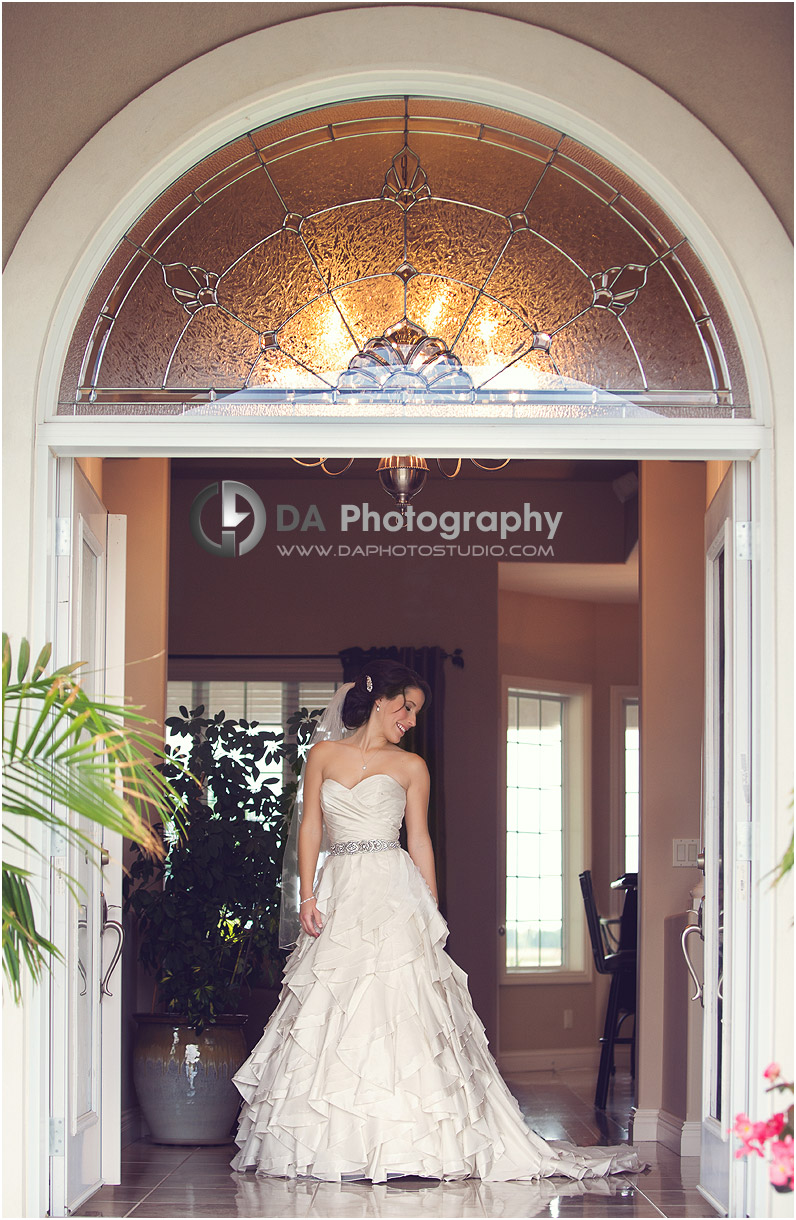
2,634,191,1003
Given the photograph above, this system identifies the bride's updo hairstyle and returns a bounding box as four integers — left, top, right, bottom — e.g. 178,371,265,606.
342,661,432,730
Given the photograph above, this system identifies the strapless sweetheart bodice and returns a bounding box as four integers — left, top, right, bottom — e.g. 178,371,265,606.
320,774,406,844
233,770,647,1185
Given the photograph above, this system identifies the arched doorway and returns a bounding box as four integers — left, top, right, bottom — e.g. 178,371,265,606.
4,10,788,1218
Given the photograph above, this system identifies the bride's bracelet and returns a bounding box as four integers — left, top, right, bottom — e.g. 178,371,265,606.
299,896,316,906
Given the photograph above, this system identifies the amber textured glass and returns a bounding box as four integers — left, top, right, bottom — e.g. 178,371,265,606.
484,229,592,333
96,258,190,388
124,136,253,251
478,349,565,391
59,242,145,400
558,137,684,253
406,200,508,285
454,296,538,372
266,135,401,216
250,98,403,151
551,309,645,391
218,231,327,331
302,202,403,288
193,152,262,202
332,278,405,348
620,262,713,391
410,99,560,153
57,94,749,414
405,278,479,348
407,131,544,216
665,243,749,402
246,347,329,389
278,296,358,377
165,309,261,388
529,164,653,275
154,168,286,273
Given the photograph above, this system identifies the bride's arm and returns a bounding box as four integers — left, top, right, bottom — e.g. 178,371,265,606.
298,745,326,937
404,758,438,903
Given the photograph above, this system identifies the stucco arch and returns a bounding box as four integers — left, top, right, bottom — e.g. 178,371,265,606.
2,13,792,1217
3,6,791,434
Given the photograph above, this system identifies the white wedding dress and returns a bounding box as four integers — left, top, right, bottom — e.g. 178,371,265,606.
231,774,644,1183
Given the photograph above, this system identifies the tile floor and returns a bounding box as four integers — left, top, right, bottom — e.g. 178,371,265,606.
75,1070,721,1219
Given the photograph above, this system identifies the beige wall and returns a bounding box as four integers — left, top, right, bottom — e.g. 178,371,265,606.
636,461,706,1121
76,456,104,502
102,459,170,731
1,5,790,1211
101,458,171,1117
498,590,639,1055
705,460,732,507
3,3,792,265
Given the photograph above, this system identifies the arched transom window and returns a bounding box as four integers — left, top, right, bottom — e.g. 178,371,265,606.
59,97,749,419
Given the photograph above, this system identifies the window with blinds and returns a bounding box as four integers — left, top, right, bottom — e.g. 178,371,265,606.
165,678,339,806
502,679,590,981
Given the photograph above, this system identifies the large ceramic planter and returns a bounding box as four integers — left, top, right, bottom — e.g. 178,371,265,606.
133,1013,248,1144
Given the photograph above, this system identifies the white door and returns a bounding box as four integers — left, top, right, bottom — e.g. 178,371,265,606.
49,461,127,1215
698,463,753,1217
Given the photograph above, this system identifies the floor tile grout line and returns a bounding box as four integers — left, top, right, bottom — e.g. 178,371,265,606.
632,1180,684,1218
120,1145,202,1216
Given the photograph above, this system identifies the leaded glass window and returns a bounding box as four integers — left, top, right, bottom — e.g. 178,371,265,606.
58,97,749,419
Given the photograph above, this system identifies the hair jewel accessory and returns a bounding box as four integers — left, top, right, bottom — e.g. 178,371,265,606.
365,674,373,692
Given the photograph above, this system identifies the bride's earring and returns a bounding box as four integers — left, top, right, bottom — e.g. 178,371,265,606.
376,702,381,711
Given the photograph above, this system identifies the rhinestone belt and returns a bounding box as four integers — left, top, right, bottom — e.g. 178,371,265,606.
328,839,400,856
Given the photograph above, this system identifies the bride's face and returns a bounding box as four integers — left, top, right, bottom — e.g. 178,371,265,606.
379,686,425,743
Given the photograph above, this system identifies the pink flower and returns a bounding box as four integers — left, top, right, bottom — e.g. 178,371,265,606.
765,1112,786,1140
763,1063,781,1082
733,1113,765,1158
769,1136,794,1190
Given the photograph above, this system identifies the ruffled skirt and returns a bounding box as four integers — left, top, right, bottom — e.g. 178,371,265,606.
230,849,644,1183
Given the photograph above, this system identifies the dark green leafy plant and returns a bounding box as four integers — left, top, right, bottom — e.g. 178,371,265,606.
124,703,322,1033
2,635,182,1002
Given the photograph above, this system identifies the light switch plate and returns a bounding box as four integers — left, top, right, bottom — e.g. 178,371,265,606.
672,838,700,867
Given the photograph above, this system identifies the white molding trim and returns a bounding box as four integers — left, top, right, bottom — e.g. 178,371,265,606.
630,1108,702,1156
2,11,791,1215
9,9,787,432
678,1121,703,1159
498,1047,601,1074
37,418,771,461
630,1108,661,1142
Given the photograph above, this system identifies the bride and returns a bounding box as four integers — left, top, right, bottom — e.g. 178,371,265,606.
231,661,645,1183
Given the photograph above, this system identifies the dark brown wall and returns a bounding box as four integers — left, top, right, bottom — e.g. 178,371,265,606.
168,463,630,1039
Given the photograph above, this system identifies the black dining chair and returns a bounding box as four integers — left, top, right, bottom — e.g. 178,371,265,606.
579,870,637,1110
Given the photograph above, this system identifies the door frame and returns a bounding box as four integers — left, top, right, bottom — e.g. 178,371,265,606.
9,13,789,1213
30,430,775,1215
700,462,753,1216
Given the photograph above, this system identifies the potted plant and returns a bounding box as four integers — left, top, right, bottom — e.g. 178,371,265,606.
124,702,317,1144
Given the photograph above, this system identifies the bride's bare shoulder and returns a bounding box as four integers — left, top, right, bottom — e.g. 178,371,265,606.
402,751,430,782
308,739,346,760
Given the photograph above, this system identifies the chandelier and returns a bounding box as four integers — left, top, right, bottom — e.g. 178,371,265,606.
293,320,509,514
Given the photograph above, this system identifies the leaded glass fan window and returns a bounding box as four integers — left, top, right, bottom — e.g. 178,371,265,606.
58,97,749,419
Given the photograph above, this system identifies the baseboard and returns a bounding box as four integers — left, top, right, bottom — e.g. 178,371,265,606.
678,1120,702,1157
630,1108,702,1156
121,1105,148,1147
498,1046,601,1074
629,1108,660,1142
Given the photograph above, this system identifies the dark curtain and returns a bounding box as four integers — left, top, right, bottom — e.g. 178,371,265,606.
339,645,448,915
